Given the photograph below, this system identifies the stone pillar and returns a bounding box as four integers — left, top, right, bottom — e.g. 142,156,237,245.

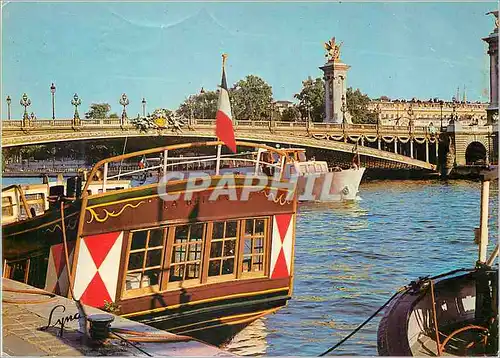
483,12,499,124
394,138,398,154
378,137,381,150
361,136,364,147
320,57,351,123
410,140,414,158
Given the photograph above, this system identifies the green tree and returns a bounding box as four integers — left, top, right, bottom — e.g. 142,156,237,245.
281,106,301,122
178,90,218,119
294,77,325,122
230,75,273,121
346,87,377,124
85,103,112,119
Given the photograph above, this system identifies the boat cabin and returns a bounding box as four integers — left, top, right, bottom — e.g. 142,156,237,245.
2,141,298,345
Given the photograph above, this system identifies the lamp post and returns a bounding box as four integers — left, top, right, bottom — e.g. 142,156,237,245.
375,104,381,135
307,104,312,133
141,97,146,117
120,93,129,126
341,95,347,138
6,95,11,120
20,93,31,127
50,83,56,120
71,93,81,126
407,104,414,133
451,101,457,123
200,87,206,120
439,100,444,130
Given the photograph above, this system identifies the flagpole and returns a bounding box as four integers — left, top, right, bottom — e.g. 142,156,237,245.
217,53,228,146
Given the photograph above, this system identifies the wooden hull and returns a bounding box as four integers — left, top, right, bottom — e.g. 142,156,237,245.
127,279,290,345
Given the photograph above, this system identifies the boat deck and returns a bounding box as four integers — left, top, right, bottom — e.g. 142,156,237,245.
2,278,234,356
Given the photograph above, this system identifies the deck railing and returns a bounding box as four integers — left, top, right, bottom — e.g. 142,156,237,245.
83,141,291,194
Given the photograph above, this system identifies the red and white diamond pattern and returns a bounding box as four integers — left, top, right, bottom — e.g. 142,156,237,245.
73,232,123,308
45,242,75,296
270,214,294,279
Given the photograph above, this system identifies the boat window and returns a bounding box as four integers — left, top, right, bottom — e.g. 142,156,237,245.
4,259,29,283
125,228,165,291
242,218,267,274
208,221,238,277
2,196,14,216
169,224,204,283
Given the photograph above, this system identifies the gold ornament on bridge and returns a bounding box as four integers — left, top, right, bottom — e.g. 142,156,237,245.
324,37,343,62
486,10,499,29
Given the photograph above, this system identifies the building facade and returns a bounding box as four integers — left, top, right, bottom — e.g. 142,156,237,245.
368,99,488,128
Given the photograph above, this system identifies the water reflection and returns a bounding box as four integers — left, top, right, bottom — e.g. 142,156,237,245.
227,180,498,356
224,318,268,356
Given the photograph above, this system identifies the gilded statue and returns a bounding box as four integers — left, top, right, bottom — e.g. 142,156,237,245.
324,37,343,62
487,10,499,29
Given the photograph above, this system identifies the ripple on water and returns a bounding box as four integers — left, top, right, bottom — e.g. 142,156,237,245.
226,180,498,356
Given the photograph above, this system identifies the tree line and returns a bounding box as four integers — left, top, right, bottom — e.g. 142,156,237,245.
84,74,377,124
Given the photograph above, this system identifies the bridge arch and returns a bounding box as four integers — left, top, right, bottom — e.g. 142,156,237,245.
465,141,487,165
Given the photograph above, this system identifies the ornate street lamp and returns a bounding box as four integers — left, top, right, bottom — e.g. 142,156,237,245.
6,95,11,120
375,104,381,135
141,97,146,117
439,100,444,130
120,93,129,125
71,93,82,126
451,101,457,123
407,104,414,134
20,93,31,127
306,104,312,134
341,95,347,138
50,83,56,120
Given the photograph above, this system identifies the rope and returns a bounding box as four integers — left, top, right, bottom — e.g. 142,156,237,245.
318,268,475,356
111,328,192,342
430,279,442,356
318,286,407,356
110,331,154,357
60,201,89,337
2,287,57,304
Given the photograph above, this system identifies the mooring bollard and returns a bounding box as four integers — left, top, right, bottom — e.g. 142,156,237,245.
88,314,114,342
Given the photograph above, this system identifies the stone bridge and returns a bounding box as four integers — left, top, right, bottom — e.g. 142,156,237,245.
2,118,497,172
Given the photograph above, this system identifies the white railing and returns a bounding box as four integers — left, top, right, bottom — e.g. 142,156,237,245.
83,141,290,194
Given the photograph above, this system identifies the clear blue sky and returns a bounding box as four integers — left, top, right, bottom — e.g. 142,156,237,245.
2,1,497,119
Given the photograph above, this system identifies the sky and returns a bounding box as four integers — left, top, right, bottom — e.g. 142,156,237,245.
1,1,497,119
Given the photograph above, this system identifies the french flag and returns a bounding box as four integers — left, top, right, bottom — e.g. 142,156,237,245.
216,54,236,153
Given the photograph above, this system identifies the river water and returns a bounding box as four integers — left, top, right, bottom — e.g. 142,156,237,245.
3,177,497,356
226,179,498,356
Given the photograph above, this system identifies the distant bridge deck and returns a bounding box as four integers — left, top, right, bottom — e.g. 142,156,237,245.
0,118,469,171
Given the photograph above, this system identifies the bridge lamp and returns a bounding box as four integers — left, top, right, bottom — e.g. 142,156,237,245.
6,95,11,120
141,97,146,117
341,95,348,136
439,100,444,130
50,83,56,120
20,93,31,126
375,104,381,133
71,93,82,125
120,93,130,125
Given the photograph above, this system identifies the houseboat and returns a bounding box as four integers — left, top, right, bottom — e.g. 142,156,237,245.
2,140,298,345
